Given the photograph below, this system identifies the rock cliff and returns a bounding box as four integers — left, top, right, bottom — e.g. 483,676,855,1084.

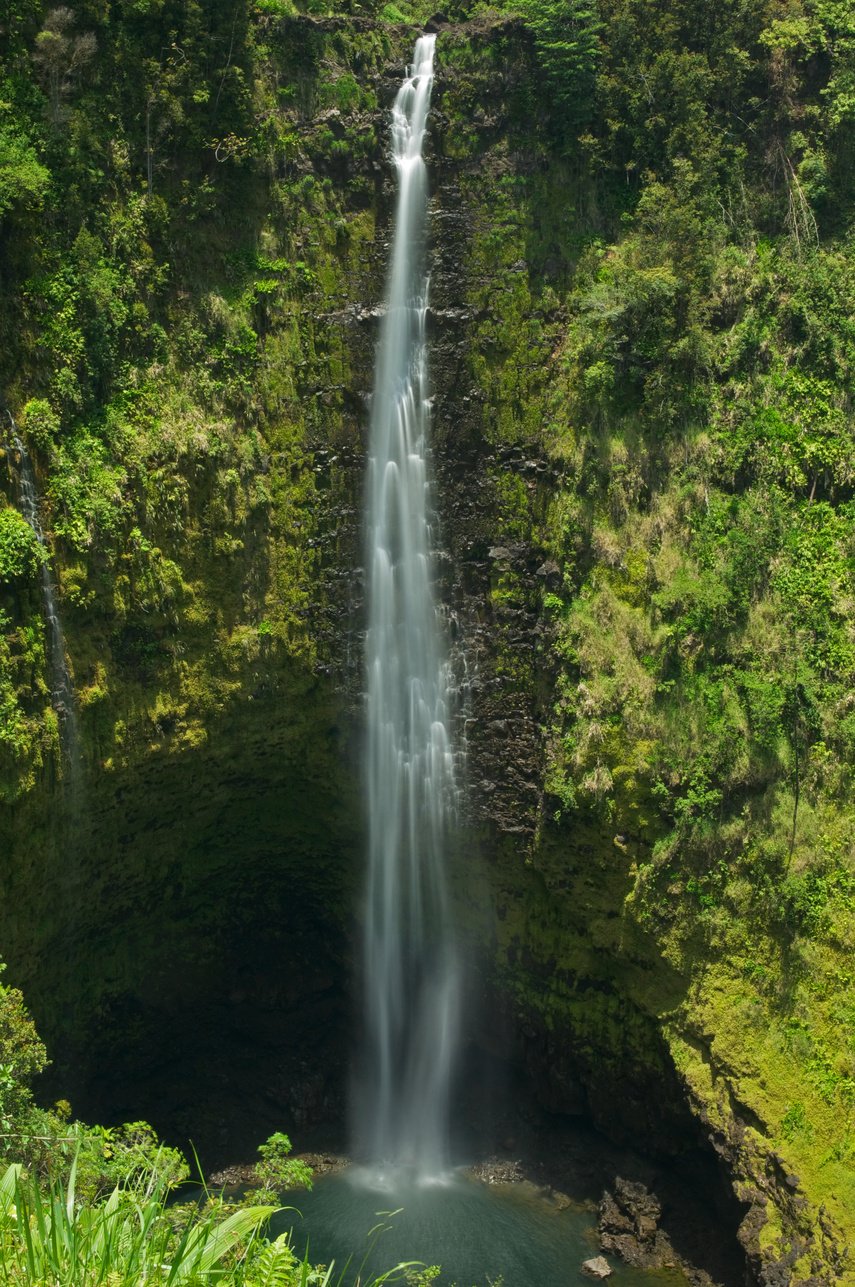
1,6,853,1282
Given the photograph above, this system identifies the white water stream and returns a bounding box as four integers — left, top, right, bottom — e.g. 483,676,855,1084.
4,412,78,757
357,34,461,1182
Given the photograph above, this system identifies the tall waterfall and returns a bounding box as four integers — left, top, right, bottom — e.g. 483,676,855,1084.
358,33,461,1181
4,412,78,757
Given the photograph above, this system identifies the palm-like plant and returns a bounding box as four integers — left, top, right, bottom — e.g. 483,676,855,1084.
0,1161,427,1287
0,1158,274,1285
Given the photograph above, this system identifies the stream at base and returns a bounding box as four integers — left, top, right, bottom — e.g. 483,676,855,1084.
273,1171,689,1287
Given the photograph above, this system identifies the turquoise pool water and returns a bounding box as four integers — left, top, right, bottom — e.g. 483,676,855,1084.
273,1169,688,1287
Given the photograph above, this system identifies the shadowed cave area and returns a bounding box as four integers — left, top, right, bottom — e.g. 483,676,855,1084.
12,683,360,1155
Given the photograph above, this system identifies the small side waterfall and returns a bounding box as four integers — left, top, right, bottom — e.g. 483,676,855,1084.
357,34,461,1182
4,412,78,756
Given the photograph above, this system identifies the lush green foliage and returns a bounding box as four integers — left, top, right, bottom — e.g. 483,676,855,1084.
516,0,601,127
0,964,48,1135
0,1150,440,1286
246,1133,313,1203
0,1155,433,1287
531,0,855,897
0,125,50,219
437,0,855,1261
0,0,397,785
0,1160,276,1287
0,508,44,584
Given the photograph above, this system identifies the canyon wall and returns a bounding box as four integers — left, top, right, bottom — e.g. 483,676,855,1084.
1,7,853,1282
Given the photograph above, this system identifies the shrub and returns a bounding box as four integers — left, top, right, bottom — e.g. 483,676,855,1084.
0,127,50,220
0,508,45,584
21,400,61,453
0,965,48,1137
247,1132,313,1202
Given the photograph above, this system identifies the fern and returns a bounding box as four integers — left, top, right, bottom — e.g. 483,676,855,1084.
246,1232,300,1287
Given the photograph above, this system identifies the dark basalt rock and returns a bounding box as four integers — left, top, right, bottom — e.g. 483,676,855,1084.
599,1179,668,1269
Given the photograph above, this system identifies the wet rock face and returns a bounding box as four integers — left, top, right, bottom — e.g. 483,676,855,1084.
428,46,550,843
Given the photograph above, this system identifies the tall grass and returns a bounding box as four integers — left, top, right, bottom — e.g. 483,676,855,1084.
0,1157,273,1285
0,1161,425,1287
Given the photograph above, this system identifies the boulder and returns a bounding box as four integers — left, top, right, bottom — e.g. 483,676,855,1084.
581,1256,612,1279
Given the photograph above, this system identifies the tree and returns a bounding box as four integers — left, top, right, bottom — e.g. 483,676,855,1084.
0,963,48,1141
32,7,96,128
517,0,603,130
0,127,49,221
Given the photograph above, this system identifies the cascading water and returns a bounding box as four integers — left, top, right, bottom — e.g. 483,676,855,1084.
357,33,461,1183
4,411,78,759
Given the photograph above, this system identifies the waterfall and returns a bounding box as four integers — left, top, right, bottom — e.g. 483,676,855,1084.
4,412,78,757
357,33,461,1182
